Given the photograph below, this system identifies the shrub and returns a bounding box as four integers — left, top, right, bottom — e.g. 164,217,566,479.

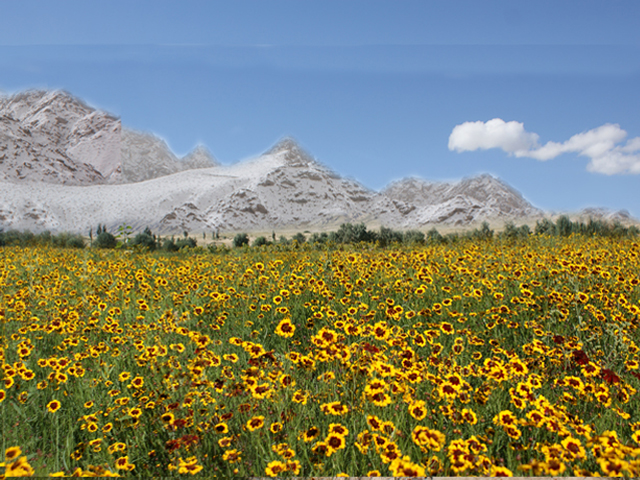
502,222,530,242
378,227,403,247
162,238,179,252
94,231,117,249
426,228,444,245
233,233,249,248
278,235,290,245
470,222,494,241
252,236,269,247
291,232,306,244
403,230,425,245
131,231,157,251
309,232,328,244
175,237,197,249
535,218,556,236
60,233,86,249
334,223,376,244
556,215,573,237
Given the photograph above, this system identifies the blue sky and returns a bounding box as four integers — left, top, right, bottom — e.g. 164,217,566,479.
1,0,639,215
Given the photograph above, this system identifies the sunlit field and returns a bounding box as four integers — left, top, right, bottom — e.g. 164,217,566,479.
1,236,640,477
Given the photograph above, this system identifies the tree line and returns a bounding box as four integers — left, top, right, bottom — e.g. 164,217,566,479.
0,215,637,250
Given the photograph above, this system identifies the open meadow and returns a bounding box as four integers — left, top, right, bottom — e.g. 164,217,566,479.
1,235,640,477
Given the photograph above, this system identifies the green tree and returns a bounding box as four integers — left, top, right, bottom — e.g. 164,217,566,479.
252,236,269,247
233,233,249,248
291,232,306,244
94,231,117,249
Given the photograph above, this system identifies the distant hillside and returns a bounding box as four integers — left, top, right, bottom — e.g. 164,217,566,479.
382,175,542,225
2,88,631,235
0,89,218,185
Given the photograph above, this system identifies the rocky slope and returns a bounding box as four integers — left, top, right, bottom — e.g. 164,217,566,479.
0,134,543,233
0,89,218,185
383,175,543,225
0,88,554,234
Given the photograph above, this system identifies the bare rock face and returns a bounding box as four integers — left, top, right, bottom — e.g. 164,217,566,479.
181,145,218,170
382,174,542,225
0,89,594,234
0,89,218,186
0,90,113,184
0,132,553,234
577,207,631,222
120,128,181,183
194,139,404,231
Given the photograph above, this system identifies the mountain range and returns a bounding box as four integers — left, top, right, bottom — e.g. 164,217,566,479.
0,89,627,234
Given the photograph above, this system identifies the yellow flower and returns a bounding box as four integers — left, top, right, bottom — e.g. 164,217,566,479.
325,433,346,455
489,465,513,477
4,456,35,477
265,459,287,477
246,416,265,431
47,399,61,413
461,408,478,425
408,400,428,420
275,318,296,338
412,426,446,451
4,446,22,462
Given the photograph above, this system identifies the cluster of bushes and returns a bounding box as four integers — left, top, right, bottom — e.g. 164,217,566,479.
0,229,86,248
92,226,198,251
2,215,637,251
0,225,201,251
534,216,639,238
233,223,431,248
231,216,639,249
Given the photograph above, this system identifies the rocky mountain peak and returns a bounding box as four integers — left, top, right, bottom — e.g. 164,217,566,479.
181,144,219,168
266,137,315,166
0,88,221,185
381,173,542,224
1,89,100,123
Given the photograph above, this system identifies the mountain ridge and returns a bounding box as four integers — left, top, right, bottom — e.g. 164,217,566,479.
1,88,630,234
0,89,218,185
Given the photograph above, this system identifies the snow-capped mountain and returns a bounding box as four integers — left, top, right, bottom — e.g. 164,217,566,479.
0,89,218,185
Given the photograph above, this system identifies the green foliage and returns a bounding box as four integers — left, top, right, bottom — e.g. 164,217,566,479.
252,236,269,247
131,232,157,251
535,218,557,236
403,229,425,245
175,237,197,249
278,235,290,245
378,226,403,247
426,228,445,245
94,231,117,249
308,232,328,244
53,232,86,249
0,229,85,248
233,233,249,248
162,238,179,252
500,222,531,241
469,221,494,241
113,224,133,248
291,232,306,244
556,215,573,237
332,222,376,244
534,216,639,238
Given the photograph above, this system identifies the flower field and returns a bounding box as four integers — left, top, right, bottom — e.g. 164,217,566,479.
1,236,640,477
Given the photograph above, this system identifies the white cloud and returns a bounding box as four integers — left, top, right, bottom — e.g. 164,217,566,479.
449,118,640,175
448,118,539,155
